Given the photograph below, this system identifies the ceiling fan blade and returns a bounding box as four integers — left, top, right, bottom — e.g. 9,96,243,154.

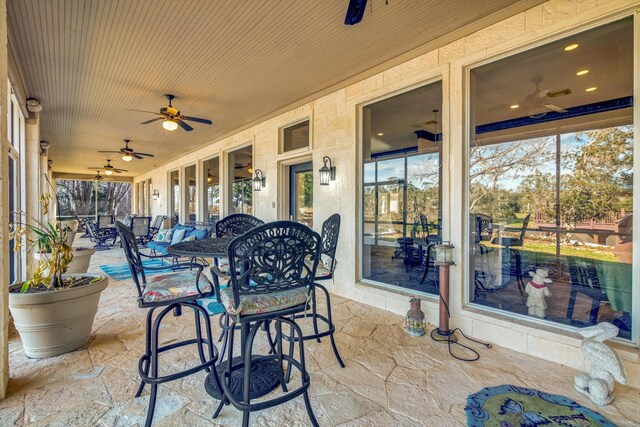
132,153,143,160
87,167,102,170
97,151,122,154
135,152,154,157
544,104,567,113
181,116,212,125
537,89,550,98
112,169,128,173
178,120,194,131
547,88,571,98
487,103,511,112
140,117,164,125
126,108,161,115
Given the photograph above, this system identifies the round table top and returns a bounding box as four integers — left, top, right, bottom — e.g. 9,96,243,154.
167,236,235,258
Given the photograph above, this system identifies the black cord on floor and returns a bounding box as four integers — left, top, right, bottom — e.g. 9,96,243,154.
433,282,492,362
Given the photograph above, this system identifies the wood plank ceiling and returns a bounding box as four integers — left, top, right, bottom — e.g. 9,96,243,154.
8,0,542,177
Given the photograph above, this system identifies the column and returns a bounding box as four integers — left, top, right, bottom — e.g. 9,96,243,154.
0,0,11,399
24,116,41,277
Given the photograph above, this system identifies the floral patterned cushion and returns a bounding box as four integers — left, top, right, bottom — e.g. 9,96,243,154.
142,271,212,303
220,286,309,316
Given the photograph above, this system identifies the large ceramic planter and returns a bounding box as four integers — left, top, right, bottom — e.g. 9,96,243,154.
9,274,108,358
65,230,77,247
58,219,79,232
34,247,96,274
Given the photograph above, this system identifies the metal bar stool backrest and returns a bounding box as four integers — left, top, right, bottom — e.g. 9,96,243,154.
98,214,114,229
115,221,147,299
419,214,427,238
320,214,341,274
215,213,264,238
474,213,493,243
518,213,532,243
131,216,151,238
227,221,321,307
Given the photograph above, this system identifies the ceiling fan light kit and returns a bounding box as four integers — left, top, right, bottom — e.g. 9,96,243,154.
162,119,178,131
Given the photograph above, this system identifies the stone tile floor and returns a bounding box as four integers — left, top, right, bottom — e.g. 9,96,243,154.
2,245,640,426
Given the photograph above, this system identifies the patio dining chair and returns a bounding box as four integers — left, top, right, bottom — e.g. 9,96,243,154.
566,256,608,325
130,216,152,245
86,218,117,250
97,214,115,230
210,221,321,427
491,213,531,294
149,214,167,239
115,222,221,427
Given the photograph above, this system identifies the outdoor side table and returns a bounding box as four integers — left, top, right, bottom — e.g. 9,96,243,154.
166,237,281,402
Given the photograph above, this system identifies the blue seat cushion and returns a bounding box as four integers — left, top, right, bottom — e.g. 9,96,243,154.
147,241,170,254
188,228,208,240
142,271,212,303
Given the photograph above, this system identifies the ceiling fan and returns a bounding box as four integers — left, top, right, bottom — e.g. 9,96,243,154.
88,159,128,175
523,77,571,118
488,76,571,118
128,94,213,132
98,140,154,162
234,163,253,173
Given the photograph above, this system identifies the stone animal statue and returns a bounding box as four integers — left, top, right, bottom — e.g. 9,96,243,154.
525,268,551,318
575,322,626,405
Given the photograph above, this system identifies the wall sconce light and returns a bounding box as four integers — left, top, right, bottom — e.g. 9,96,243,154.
252,169,266,191
152,189,160,200
319,156,336,185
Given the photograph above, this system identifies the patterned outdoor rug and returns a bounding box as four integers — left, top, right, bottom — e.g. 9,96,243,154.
465,384,615,427
99,259,177,281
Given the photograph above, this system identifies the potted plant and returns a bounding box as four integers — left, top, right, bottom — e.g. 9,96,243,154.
8,181,108,358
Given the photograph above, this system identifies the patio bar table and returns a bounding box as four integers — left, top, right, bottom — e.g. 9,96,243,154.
166,236,281,401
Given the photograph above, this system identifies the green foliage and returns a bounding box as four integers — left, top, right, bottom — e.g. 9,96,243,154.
471,126,633,230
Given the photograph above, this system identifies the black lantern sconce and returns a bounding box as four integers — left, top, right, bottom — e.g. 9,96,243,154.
152,189,160,200
319,156,336,186
253,169,266,191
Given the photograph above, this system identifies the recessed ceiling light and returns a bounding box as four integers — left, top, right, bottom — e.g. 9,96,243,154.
510,104,519,109
585,87,597,92
576,69,589,76
564,43,579,51
377,132,384,136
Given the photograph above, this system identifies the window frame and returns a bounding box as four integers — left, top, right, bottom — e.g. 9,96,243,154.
461,13,639,346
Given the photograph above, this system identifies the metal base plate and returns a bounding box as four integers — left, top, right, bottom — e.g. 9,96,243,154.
431,328,458,343
204,355,280,401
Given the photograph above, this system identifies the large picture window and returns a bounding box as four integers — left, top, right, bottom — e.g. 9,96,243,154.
228,146,253,215
185,165,197,222
169,170,179,225
361,82,442,293
202,157,220,224
468,19,634,340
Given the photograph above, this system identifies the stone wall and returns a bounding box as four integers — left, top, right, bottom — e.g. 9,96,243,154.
134,0,640,386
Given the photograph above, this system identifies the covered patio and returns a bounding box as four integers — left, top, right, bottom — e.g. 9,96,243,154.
2,0,640,426
2,245,639,426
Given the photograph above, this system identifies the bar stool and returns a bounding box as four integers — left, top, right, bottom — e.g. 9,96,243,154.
294,213,345,368
115,222,222,427
210,221,321,427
